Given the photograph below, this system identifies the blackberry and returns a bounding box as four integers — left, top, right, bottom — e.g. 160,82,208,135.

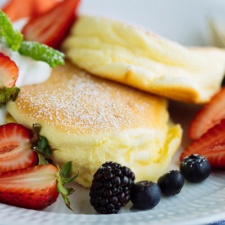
89,161,135,214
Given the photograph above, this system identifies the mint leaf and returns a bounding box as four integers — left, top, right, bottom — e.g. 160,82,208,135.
0,11,23,51
0,86,20,107
19,41,65,68
0,10,65,68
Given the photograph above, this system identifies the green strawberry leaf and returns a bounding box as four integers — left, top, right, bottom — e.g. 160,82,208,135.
56,161,79,210
31,123,53,160
0,86,20,107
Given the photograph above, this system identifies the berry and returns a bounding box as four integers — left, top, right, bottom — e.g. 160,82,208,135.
0,52,19,88
130,181,161,210
32,0,60,17
180,119,225,169
180,154,211,183
0,123,38,173
2,0,58,22
0,162,78,210
22,0,80,49
89,161,135,214
157,170,184,196
2,0,34,22
189,87,225,140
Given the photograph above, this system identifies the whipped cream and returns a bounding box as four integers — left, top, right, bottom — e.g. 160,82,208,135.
1,18,52,87
0,18,52,87
0,18,52,124
11,52,52,87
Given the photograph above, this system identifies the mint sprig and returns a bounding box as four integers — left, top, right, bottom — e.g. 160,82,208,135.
0,10,23,51
0,10,65,67
19,41,65,68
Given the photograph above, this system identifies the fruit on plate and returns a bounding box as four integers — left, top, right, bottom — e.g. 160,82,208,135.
89,161,135,214
1,0,59,21
157,170,184,196
0,10,65,68
0,162,78,210
0,52,20,106
189,87,225,140
130,181,161,210
0,52,19,88
0,10,65,105
180,154,211,182
32,0,60,17
22,0,81,49
181,118,225,169
0,123,38,173
2,0,34,21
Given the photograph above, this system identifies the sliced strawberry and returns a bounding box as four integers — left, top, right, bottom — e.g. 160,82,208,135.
0,164,59,209
181,118,225,169
189,87,225,140
0,123,38,173
32,0,59,17
0,162,78,210
0,53,19,88
22,0,81,49
1,0,34,21
1,0,59,21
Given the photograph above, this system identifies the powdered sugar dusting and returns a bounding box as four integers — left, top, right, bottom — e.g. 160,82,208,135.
15,64,155,134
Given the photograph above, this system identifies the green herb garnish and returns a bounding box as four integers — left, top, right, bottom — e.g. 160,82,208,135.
19,41,65,68
0,10,65,67
0,11,23,51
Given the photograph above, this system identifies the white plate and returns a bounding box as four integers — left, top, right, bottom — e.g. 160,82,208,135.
1,0,225,224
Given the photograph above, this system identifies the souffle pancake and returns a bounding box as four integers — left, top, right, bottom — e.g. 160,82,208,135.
6,60,182,188
63,15,225,104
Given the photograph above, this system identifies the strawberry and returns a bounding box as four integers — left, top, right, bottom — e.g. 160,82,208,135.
22,0,81,49
0,53,19,88
180,118,225,169
1,0,34,21
1,0,59,21
0,123,38,173
32,0,59,17
0,163,78,210
189,87,225,140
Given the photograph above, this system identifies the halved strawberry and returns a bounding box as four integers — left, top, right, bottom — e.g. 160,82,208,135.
0,53,19,88
22,0,80,49
0,162,78,210
0,123,38,173
1,0,34,21
189,87,225,140
32,0,59,17
1,0,59,21
181,118,225,169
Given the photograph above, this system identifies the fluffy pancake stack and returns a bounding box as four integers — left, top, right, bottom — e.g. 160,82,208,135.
7,15,225,188
7,61,182,187
62,15,225,104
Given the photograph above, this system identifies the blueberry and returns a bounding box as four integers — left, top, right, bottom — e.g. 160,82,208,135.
180,154,211,183
157,170,184,196
130,181,161,210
